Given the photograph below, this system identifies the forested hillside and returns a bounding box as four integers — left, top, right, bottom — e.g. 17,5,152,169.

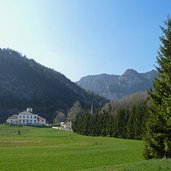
0,48,107,123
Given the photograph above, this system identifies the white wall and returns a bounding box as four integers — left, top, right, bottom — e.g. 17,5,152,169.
18,114,38,125
6,118,18,125
7,114,46,125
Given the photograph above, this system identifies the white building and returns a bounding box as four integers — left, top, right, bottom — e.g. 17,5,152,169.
6,108,46,125
60,121,72,130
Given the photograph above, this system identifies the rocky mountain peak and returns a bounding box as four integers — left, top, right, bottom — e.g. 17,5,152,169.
122,69,139,76
77,69,158,100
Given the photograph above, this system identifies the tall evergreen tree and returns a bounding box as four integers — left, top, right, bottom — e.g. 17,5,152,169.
144,18,171,159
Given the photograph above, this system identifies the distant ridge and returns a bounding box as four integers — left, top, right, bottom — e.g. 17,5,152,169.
77,69,158,100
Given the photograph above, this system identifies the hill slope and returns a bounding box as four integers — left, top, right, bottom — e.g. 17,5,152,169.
77,69,158,100
0,48,107,122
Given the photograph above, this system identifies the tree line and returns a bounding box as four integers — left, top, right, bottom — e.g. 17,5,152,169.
72,92,147,140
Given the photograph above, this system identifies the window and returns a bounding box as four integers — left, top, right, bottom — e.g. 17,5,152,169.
34,116,37,119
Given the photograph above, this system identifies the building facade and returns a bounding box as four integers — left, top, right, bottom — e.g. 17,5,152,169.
6,108,46,125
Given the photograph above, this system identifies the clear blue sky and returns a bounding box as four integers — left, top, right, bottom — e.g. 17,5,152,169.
0,0,171,81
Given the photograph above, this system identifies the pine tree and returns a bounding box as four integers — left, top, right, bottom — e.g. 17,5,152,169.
144,18,171,159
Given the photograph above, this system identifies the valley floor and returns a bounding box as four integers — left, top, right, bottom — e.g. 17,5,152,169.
0,125,170,171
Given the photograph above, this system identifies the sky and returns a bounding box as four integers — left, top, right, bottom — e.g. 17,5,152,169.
0,0,171,81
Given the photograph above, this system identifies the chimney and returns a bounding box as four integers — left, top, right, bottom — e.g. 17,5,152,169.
26,108,33,113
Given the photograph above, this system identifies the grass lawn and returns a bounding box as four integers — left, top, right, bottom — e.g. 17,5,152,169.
0,125,170,171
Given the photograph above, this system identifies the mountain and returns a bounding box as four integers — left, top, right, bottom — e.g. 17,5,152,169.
77,69,158,100
0,48,107,123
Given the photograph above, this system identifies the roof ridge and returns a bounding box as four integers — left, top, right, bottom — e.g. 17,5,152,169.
19,111,36,115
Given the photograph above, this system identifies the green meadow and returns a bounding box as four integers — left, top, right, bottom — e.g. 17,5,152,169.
0,125,170,171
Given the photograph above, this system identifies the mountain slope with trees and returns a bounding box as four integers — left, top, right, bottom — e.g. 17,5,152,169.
77,69,158,100
0,48,107,123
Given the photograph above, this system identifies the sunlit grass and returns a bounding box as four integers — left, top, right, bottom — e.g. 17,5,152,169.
0,125,170,171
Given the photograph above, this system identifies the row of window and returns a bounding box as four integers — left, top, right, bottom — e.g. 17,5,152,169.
19,119,37,123
19,115,37,119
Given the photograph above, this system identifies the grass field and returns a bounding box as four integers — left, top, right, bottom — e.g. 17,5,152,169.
0,125,171,171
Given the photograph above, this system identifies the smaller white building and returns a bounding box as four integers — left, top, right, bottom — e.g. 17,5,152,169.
6,108,46,126
60,121,72,130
